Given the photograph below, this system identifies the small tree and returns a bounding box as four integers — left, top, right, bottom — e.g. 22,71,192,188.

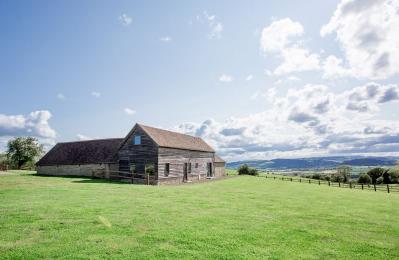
357,173,372,184
6,137,44,169
337,165,351,183
367,167,388,184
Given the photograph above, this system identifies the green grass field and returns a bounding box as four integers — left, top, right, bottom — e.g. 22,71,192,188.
1,171,398,259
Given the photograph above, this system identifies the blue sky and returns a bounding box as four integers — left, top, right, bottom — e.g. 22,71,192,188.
1,0,399,161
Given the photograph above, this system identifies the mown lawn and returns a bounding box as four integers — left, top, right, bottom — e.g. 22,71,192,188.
0,171,398,259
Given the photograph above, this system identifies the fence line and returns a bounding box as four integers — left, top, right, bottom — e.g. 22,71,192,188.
257,175,399,194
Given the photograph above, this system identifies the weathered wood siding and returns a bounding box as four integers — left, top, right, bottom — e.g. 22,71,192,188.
158,147,214,184
214,162,226,177
117,126,159,179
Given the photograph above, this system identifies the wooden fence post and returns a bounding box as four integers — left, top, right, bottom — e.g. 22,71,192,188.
309,179,311,184
361,184,363,190
290,178,292,182
328,181,330,186
318,180,320,185
374,184,376,192
338,182,341,187
300,178,301,183
349,182,352,189
387,185,390,193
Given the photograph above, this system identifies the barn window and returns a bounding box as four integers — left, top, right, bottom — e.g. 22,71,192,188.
188,163,192,173
164,163,170,177
134,135,141,145
195,163,199,168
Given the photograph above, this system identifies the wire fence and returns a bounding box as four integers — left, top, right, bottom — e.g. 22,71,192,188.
257,174,399,194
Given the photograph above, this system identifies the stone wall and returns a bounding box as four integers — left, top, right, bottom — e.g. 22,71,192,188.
37,164,110,178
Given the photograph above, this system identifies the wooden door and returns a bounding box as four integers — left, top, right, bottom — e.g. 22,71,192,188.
183,163,188,182
207,163,213,177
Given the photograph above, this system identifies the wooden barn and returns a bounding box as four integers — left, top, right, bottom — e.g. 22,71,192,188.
36,123,226,185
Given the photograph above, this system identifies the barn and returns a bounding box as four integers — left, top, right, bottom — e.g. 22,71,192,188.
36,123,226,185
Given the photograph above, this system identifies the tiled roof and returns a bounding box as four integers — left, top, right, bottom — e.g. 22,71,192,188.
36,138,123,166
138,124,215,152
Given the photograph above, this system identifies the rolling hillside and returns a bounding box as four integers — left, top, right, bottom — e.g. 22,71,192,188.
227,156,399,170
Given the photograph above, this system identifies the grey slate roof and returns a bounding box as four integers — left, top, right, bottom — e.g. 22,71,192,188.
36,138,124,166
138,124,215,153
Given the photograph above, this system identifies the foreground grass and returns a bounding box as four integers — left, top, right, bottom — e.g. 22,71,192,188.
0,172,398,259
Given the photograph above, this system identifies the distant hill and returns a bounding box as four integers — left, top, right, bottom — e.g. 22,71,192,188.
227,156,399,170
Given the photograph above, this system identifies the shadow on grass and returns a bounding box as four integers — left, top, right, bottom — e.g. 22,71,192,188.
71,179,132,185
32,174,131,185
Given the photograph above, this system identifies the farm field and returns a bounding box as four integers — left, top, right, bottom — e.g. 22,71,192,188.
1,171,399,259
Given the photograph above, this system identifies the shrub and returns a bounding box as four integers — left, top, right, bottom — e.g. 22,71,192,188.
331,174,344,183
311,173,321,180
389,170,399,184
238,164,250,175
358,173,372,184
322,175,331,181
376,176,384,184
238,164,258,176
248,168,259,176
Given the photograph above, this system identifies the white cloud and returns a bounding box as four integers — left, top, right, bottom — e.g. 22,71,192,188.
197,11,223,39
274,48,320,75
177,83,399,161
160,36,172,42
260,18,320,75
124,108,136,115
246,75,253,81
260,18,304,52
76,134,91,141
219,74,233,82
91,91,101,98
57,93,66,100
209,22,223,39
321,0,399,80
322,55,352,79
119,13,132,26
287,76,300,81
0,111,57,151
264,69,273,76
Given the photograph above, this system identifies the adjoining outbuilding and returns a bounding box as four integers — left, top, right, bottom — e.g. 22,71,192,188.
36,123,226,185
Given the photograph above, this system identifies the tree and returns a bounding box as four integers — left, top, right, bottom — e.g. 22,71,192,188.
382,170,391,184
6,137,44,169
337,165,351,183
357,173,372,184
367,167,388,184
389,168,399,184
238,164,259,176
